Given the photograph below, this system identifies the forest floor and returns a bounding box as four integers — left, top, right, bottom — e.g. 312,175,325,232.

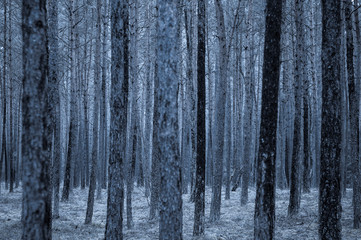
0,184,360,240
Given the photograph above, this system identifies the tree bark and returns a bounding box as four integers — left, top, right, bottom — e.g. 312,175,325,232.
193,0,206,235
48,0,61,219
22,0,52,238
157,0,182,239
104,0,128,238
288,0,306,216
319,0,342,239
210,0,227,222
254,0,283,238
345,0,361,229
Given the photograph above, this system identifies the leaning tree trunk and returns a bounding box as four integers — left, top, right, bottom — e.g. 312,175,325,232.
319,0,342,239
254,0,283,239
22,0,52,238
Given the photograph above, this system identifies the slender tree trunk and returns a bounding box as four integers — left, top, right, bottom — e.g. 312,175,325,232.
254,0,283,238
345,0,361,229
104,0,128,239
149,60,160,220
193,0,206,235
319,0,342,238
85,0,102,225
241,0,254,206
210,0,227,222
288,0,306,216
1,0,8,193
62,0,77,201
48,0,60,219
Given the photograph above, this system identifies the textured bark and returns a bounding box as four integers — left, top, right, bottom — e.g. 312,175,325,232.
149,4,160,215
355,0,361,227
48,0,61,219
126,0,139,228
1,0,8,194
104,0,128,238
85,0,102,225
22,0,52,238
241,0,254,206
8,0,14,193
319,0,342,239
210,0,227,222
345,0,361,229
193,0,206,235
101,0,109,190
149,59,160,220
288,0,306,217
254,0,283,239
96,0,103,201
157,0,182,239
303,94,310,193
62,0,77,201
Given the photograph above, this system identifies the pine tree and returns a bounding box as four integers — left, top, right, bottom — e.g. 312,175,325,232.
22,0,52,238
254,0,283,238
319,0,342,238
104,0,129,239
193,0,206,235
157,0,182,239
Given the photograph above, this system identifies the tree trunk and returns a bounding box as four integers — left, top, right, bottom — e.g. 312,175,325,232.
241,0,254,206
22,0,52,238
319,0,342,238
254,0,283,238
149,59,160,220
62,0,77,201
48,0,61,219
157,0,182,239
85,0,102,225
104,0,128,238
288,0,306,217
193,0,206,235
345,0,361,229
210,0,227,222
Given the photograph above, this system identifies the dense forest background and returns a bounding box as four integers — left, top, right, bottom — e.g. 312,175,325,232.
0,0,360,239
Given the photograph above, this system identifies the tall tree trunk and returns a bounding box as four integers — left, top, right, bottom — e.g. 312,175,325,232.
157,0,182,239
48,0,61,219
345,0,361,229
104,0,128,238
288,0,306,216
149,59,160,220
62,0,77,201
319,0,342,238
210,0,227,222
22,0,52,238
96,0,103,201
1,0,8,194
254,0,283,238
241,0,254,206
85,0,102,225
193,0,206,235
